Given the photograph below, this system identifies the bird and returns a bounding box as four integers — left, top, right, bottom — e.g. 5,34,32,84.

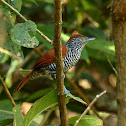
15,34,95,95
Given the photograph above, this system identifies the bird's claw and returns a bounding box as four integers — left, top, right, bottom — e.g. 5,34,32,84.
64,85,70,97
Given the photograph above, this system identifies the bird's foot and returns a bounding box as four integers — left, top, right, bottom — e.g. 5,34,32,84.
50,72,66,80
63,74,65,80
64,85,70,97
49,71,69,96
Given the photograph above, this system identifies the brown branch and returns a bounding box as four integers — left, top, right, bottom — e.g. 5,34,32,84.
53,0,68,126
1,0,53,45
111,1,126,125
0,75,16,106
74,90,106,126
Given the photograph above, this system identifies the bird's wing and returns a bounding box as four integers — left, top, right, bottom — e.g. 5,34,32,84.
15,45,67,92
33,45,67,69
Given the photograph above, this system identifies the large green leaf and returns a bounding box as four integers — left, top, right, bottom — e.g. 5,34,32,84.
23,89,58,126
11,20,39,48
68,115,103,126
23,88,87,126
12,104,40,126
13,104,24,126
0,0,22,25
0,110,13,126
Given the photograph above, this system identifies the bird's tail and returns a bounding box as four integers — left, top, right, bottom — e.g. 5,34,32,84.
14,71,33,92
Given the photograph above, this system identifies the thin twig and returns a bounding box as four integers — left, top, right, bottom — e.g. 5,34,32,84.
53,0,68,126
66,76,101,118
0,75,16,106
74,90,106,126
0,47,22,63
107,58,118,76
1,0,53,45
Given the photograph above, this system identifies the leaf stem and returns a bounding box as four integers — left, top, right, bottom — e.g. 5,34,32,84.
74,90,106,126
0,75,16,107
0,0,53,45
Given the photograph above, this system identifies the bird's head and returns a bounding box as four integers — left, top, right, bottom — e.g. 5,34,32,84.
65,34,95,49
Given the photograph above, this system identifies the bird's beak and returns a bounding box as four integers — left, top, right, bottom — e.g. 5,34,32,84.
87,37,96,41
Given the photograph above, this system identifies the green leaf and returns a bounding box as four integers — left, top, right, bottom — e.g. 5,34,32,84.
0,0,22,25
11,20,39,48
0,53,5,62
23,89,58,126
68,115,103,126
0,99,13,111
4,38,24,59
68,93,87,105
13,104,24,126
0,110,13,126
26,88,53,102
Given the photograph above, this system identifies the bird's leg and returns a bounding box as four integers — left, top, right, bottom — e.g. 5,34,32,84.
49,71,70,96
63,74,70,97
64,85,70,97
49,71,56,79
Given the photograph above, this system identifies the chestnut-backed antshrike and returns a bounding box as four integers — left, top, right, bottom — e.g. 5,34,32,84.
15,34,95,95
